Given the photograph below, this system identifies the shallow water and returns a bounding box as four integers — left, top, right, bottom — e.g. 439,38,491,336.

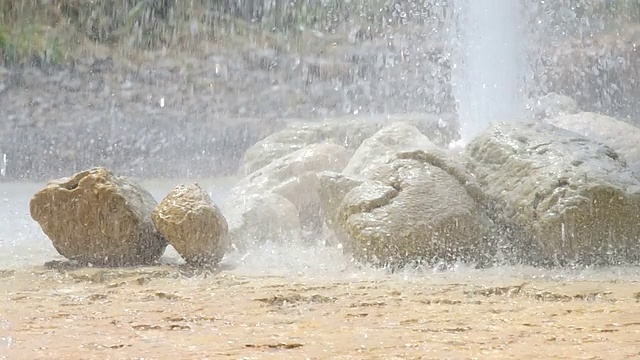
2,181,640,359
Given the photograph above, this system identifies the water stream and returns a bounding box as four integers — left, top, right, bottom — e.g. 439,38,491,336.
452,0,527,143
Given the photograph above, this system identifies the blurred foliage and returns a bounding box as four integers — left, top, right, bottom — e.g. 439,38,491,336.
0,0,639,66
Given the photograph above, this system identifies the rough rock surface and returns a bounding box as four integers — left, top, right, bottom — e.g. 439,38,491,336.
225,192,303,252
223,143,349,250
337,156,489,268
316,171,365,248
238,113,458,175
29,167,167,266
316,123,489,267
544,112,640,170
152,183,229,266
342,121,441,178
467,121,640,265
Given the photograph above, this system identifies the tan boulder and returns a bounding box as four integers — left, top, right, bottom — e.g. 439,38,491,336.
29,167,167,266
225,192,303,252
467,121,640,265
315,123,488,267
152,183,229,266
337,157,489,268
238,118,380,175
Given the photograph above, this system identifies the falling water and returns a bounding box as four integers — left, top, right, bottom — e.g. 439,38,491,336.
452,0,527,144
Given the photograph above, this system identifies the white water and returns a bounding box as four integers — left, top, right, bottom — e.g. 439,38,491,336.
452,0,527,144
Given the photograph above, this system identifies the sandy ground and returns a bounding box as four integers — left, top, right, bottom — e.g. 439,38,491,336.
1,265,640,360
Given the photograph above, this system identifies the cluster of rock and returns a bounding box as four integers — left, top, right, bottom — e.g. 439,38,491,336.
29,168,229,267
224,103,640,268
29,104,640,268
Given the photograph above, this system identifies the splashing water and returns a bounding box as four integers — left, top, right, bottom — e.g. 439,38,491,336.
452,0,528,144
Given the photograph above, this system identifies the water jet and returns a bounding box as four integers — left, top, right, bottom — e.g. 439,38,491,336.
451,0,527,144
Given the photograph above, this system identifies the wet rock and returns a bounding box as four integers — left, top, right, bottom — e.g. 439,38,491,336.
152,183,229,266
29,167,168,266
238,113,459,175
316,171,365,248
543,112,640,170
342,121,440,178
316,123,488,267
337,156,489,268
223,143,349,249
225,192,303,252
466,121,640,266
238,118,381,175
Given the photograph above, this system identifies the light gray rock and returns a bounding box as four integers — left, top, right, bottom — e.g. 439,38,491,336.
29,167,167,266
238,118,381,175
337,157,489,267
225,192,303,252
316,171,365,248
152,183,229,266
342,121,442,178
316,123,489,267
223,143,349,250
239,113,459,175
466,121,640,265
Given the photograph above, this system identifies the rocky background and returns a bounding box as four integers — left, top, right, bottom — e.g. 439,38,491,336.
0,0,639,181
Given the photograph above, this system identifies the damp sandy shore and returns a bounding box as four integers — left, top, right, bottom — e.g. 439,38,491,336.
1,264,640,360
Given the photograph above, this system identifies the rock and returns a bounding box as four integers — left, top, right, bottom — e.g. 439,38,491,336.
467,121,640,266
225,192,303,252
238,113,459,175
152,183,229,266
336,156,489,268
342,121,440,178
29,167,167,266
238,118,381,175
383,113,460,148
223,143,349,249
316,171,365,248
314,123,488,267
529,92,580,120
543,112,640,170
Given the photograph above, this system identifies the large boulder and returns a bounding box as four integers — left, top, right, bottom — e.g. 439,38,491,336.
152,183,229,266
336,155,489,268
543,112,640,170
29,167,167,266
467,121,640,266
223,143,349,250
238,113,459,175
316,123,489,267
225,192,303,252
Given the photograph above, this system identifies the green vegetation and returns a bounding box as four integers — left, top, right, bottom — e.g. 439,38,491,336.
0,0,639,67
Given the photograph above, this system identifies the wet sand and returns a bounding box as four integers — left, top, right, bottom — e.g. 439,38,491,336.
2,265,640,359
